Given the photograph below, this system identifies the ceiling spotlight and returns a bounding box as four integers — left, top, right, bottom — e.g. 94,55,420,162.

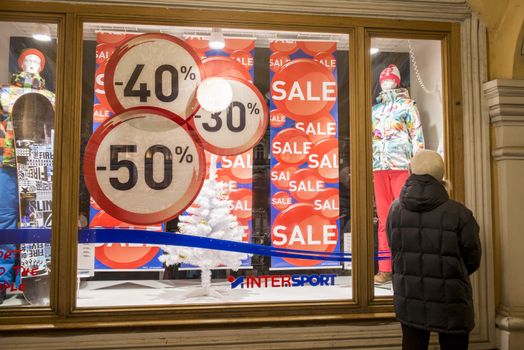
209,28,225,50
33,24,52,42
370,48,379,55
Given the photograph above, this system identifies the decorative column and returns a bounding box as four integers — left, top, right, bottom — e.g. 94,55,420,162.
484,79,524,350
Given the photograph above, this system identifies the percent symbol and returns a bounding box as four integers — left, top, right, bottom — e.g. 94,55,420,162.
247,102,260,114
174,145,193,163
180,66,196,81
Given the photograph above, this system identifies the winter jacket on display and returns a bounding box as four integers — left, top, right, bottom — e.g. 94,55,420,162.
386,174,481,334
372,88,425,171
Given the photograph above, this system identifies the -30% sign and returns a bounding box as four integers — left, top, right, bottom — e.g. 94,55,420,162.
191,77,268,155
105,33,205,120
84,107,205,225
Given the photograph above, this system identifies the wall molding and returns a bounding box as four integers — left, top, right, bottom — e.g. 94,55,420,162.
492,147,524,161
43,0,473,21
460,13,496,348
484,79,524,121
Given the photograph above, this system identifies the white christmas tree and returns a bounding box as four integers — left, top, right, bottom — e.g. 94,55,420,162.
159,154,249,297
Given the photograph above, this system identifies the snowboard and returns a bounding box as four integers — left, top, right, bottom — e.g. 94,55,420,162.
11,91,54,305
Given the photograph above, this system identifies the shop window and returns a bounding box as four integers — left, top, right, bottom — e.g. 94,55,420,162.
77,23,351,307
370,38,444,296
0,21,57,307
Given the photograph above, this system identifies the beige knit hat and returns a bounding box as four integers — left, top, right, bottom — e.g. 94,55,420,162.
410,150,445,181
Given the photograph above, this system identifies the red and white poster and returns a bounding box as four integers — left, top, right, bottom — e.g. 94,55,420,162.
269,40,341,269
180,36,256,269
91,33,163,270
90,33,258,270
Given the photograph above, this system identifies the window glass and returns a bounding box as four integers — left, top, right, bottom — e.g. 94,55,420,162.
370,38,444,296
77,23,351,306
0,21,57,307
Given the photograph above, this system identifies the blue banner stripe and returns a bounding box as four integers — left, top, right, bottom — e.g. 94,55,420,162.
0,229,391,262
0,228,352,262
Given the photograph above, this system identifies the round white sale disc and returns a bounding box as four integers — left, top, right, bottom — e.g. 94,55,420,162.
191,77,268,155
105,33,205,120
83,107,205,225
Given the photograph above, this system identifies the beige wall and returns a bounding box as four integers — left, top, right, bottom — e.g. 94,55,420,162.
471,0,524,349
469,0,524,80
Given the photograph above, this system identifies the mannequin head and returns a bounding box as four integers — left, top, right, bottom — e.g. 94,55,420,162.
379,64,401,91
18,49,45,74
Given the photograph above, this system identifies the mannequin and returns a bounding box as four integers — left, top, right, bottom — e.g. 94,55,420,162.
372,64,424,284
0,48,54,304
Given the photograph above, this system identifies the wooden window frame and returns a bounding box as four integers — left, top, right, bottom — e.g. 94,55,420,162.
0,0,462,332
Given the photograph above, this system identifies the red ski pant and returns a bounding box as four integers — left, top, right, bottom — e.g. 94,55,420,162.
373,170,409,273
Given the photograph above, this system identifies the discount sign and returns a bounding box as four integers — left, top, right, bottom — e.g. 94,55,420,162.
105,33,205,120
192,77,268,155
83,107,205,225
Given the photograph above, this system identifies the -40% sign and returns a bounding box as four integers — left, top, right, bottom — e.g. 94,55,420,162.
105,33,205,120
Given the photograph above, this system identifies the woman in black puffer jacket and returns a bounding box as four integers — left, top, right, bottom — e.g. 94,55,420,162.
386,150,481,350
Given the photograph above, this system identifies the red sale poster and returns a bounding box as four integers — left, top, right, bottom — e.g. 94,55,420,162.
90,32,163,270
181,36,255,269
91,33,255,270
269,40,341,269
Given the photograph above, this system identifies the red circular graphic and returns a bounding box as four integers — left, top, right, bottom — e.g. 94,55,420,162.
96,33,135,46
230,50,253,70
270,41,299,55
272,191,293,211
238,218,251,242
308,137,339,183
223,38,255,54
83,107,206,225
90,211,160,270
313,188,340,219
294,114,336,143
299,41,336,56
202,56,252,81
215,167,235,190
194,50,208,60
272,128,312,165
96,43,115,65
271,162,299,190
94,62,110,110
95,244,160,270
185,37,209,52
271,59,337,120
90,197,102,211
270,52,291,73
220,152,252,184
93,103,112,124
272,203,338,266
314,52,336,71
288,168,325,202
229,188,252,220
270,109,287,128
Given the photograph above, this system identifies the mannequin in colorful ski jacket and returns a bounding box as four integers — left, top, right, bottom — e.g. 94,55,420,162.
372,64,425,284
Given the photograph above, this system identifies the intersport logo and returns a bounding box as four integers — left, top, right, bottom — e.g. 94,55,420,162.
228,274,336,289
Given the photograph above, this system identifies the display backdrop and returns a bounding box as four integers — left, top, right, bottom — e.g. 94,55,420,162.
182,36,256,269
91,33,163,270
269,41,341,269
89,33,256,270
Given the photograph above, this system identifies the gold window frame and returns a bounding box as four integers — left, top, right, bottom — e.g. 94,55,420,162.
0,0,463,332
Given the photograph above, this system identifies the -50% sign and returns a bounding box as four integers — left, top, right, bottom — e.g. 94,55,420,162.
105,33,205,120
84,107,205,225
